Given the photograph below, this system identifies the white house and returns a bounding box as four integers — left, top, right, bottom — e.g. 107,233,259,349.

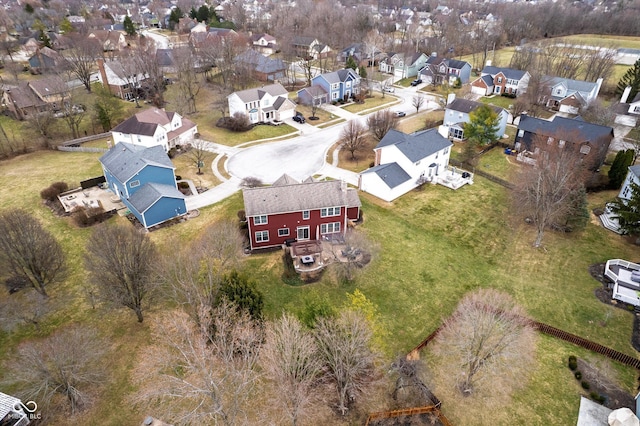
619,165,640,201
615,89,640,126
111,108,198,152
541,76,603,114
227,83,296,124
439,96,508,141
359,128,457,202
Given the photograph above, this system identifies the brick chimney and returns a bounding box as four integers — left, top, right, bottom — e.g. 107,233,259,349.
96,58,109,90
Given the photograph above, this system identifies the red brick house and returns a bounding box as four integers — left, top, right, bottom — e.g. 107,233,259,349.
242,174,361,250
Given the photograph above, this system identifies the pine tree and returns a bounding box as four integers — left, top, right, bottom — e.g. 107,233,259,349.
608,149,635,189
616,58,640,101
562,186,589,232
196,5,210,23
609,181,640,236
168,7,183,31
346,55,358,71
359,65,367,79
123,16,136,36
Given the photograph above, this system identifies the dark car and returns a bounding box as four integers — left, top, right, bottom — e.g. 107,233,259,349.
293,113,306,124
410,79,423,86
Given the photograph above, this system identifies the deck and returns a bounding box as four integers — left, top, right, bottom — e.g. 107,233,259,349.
604,259,640,306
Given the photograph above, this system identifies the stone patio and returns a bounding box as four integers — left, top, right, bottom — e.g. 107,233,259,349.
58,186,126,213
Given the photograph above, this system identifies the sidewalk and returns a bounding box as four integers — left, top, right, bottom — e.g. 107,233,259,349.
185,177,242,210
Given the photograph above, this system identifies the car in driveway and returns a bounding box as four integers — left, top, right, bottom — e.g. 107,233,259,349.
394,111,406,118
293,113,306,124
410,79,423,86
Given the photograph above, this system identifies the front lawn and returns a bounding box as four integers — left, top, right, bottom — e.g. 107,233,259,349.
342,94,397,113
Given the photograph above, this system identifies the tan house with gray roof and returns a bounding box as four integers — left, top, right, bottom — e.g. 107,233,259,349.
227,83,296,124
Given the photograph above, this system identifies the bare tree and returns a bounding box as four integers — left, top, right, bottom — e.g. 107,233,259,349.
3,326,107,414
330,229,377,282
432,289,536,396
132,37,166,108
512,134,592,247
85,224,158,322
367,110,397,142
0,291,58,332
0,209,65,297
62,35,102,92
412,94,425,113
173,46,201,114
132,301,262,425
314,310,378,415
261,313,323,426
186,139,210,175
580,100,617,127
389,357,438,407
27,107,55,144
340,120,367,160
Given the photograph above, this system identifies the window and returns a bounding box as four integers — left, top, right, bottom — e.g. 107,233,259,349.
302,210,310,220
321,222,341,234
547,136,554,145
580,144,591,155
331,83,339,90
555,89,562,95
558,139,566,148
129,180,140,188
517,129,524,138
253,215,268,225
320,207,340,217
450,128,464,140
255,231,269,242
297,226,310,240
278,228,289,237
497,77,503,83
332,92,339,100
494,86,501,94
634,105,640,113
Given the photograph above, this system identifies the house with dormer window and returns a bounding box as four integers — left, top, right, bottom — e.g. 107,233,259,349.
471,65,530,96
418,55,472,86
111,108,198,152
379,52,429,80
243,174,361,250
311,69,360,102
539,76,603,114
227,83,296,124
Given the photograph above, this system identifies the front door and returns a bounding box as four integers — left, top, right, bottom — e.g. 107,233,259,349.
297,226,310,240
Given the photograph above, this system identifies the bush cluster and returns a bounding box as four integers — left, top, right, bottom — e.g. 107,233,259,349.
568,355,578,371
71,206,112,227
40,181,69,201
217,113,252,132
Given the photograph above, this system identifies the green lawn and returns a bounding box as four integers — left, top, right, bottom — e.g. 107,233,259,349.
478,95,515,110
476,146,519,180
0,149,639,425
342,94,398,113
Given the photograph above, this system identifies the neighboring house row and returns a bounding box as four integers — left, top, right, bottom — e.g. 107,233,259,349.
292,36,332,60
359,128,458,202
540,76,603,114
111,108,198,152
379,52,429,80
228,83,296,125
100,142,186,229
514,114,614,170
471,65,530,97
440,95,508,141
243,174,361,250
28,46,65,73
97,58,150,101
339,42,385,68
235,49,286,82
418,55,472,86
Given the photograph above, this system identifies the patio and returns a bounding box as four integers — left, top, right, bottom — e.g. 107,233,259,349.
290,234,368,273
435,165,474,190
58,185,126,213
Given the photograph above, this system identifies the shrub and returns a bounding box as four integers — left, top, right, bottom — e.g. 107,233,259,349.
5,275,29,294
175,175,182,181
71,206,109,227
581,381,590,390
177,181,190,190
592,207,605,216
590,392,606,404
241,177,263,188
227,112,252,132
574,371,582,380
40,181,69,201
568,355,578,371
168,147,177,158
369,161,375,168
237,210,246,222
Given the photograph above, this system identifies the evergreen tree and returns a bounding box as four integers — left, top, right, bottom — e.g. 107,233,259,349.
562,186,590,232
359,65,367,79
123,16,136,36
609,181,640,236
346,55,358,71
168,7,183,31
39,30,51,48
59,17,74,34
217,270,264,320
608,149,635,189
196,5,210,23
24,3,34,14
616,58,640,101
463,105,500,146
189,7,198,20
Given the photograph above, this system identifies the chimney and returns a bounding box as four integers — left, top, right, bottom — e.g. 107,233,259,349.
621,85,632,104
594,77,603,99
340,180,347,192
485,59,492,67
447,93,456,106
97,58,109,90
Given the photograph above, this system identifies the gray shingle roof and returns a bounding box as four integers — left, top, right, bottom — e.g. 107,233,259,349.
320,69,358,84
376,129,453,163
128,182,184,213
100,142,174,183
628,164,640,178
518,115,614,141
447,59,469,70
243,178,361,217
481,65,527,80
232,83,288,103
111,108,175,136
235,49,286,74
447,98,504,115
543,76,598,95
481,74,494,86
361,162,411,189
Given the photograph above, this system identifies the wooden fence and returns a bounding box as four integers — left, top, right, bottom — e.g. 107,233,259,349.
57,132,111,148
365,405,453,426
57,146,108,153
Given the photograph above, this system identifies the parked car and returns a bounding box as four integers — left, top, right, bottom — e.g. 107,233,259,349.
394,111,406,117
293,113,306,124
410,79,423,86
383,86,395,93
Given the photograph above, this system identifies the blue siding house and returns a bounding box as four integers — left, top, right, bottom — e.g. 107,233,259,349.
100,142,186,228
311,69,360,102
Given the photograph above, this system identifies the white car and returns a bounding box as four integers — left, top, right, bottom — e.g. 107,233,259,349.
383,86,395,93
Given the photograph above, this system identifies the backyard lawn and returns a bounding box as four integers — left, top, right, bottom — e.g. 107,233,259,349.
0,148,638,425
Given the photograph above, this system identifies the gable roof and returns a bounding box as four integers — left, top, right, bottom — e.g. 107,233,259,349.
629,164,640,179
376,128,453,162
243,178,361,217
319,68,358,84
543,76,598,96
156,49,175,67
235,49,286,74
447,59,470,70
518,115,614,141
100,142,174,183
4,83,46,109
273,174,299,186
481,65,528,80
231,83,289,103
361,162,411,189
112,108,175,135
447,98,504,115
292,36,317,47
28,75,68,97
128,182,184,213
